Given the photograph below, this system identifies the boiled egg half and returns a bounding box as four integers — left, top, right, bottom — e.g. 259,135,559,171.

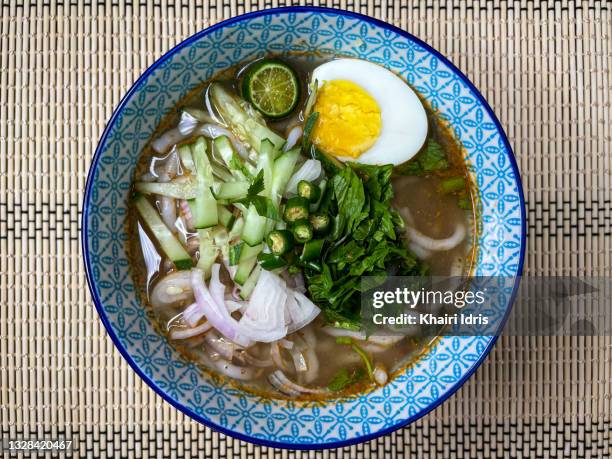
310,59,428,166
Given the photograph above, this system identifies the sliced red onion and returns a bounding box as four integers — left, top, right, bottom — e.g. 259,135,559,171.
168,321,212,340
208,266,226,306
268,370,328,395
406,223,466,252
230,285,241,301
237,350,274,368
151,128,189,154
209,358,256,381
279,339,294,349
184,107,217,124
150,271,194,309
159,196,177,230
283,125,303,152
191,266,251,347
285,159,322,197
182,301,205,327
237,270,288,343
179,200,195,232
286,291,320,334
225,300,244,314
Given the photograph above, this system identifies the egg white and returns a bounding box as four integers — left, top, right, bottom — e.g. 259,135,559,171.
311,59,428,166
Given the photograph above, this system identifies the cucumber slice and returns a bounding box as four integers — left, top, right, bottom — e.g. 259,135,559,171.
271,147,300,204
197,229,219,278
234,243,263,285
134,194,192,269
189,138,218,228
213,136,253,180
229,216,245,240
178,144,195,173
239,265,262,300
229,242,243,266
258,139,276,197
213,181,250,201
209,83,285,154
218,205,236,230
241,204,267,246
234,258,257,285
135,180,198,199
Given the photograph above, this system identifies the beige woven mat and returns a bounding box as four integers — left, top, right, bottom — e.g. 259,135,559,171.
1,0,611,457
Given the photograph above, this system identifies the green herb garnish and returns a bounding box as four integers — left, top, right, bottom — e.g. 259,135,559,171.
303,162,428,325
397,138,449,176
328,367,365,392
236,170,279,220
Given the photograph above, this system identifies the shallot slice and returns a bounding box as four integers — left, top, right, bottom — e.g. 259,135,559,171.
283,125,303,152
268,370,328,395
169,321,212,340
150,271,193,309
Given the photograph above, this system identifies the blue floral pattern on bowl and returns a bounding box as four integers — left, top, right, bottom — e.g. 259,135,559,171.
83,7,525,449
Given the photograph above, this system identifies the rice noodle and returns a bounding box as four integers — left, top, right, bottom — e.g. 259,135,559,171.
204,330,235,361
398,207,415,226
289,347,308,372
408,241,432,260
270,341,290,372
268,370,328,395
406,223,466,252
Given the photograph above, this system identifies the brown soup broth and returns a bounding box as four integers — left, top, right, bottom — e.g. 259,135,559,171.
126,53,479,400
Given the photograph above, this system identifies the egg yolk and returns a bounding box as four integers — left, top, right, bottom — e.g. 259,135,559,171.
312,80,382,159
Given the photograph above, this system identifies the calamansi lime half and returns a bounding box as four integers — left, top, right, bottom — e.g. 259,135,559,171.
242,59,300,118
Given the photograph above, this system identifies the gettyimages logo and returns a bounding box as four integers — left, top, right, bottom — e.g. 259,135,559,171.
360,276,611,336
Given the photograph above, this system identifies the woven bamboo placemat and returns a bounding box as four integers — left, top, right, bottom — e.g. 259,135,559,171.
1,0,611,457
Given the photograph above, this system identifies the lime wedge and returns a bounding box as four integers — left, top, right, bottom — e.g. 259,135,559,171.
242,60,300,118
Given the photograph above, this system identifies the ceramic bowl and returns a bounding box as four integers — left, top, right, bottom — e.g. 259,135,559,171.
83,6,525,449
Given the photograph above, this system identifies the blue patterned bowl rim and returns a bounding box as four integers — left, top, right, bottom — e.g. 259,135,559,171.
82,6,526,450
